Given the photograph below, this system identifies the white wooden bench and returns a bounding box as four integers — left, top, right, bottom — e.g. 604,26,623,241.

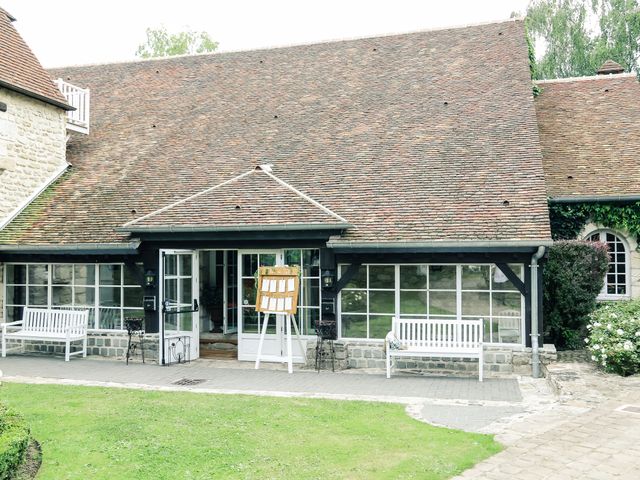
2,308,89,361
386,317,484,381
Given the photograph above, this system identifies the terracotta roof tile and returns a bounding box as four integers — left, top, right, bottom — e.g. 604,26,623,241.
535,74,640,199
0,19,551,246
0,8,69,108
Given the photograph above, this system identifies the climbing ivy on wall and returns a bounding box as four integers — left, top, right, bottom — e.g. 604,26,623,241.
549,201,640,241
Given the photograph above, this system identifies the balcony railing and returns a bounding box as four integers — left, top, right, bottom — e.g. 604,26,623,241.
55,79,90,134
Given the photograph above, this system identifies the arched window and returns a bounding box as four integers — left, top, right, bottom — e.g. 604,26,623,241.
587,231,629,297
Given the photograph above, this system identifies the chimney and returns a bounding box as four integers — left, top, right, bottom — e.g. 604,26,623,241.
597,60,625,75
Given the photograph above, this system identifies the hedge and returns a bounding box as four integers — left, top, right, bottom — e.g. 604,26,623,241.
543,240,610,349
0,405,30,480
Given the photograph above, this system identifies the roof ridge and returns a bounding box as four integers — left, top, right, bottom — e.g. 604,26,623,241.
122,169,254,227
48,17,520,70
260,169,349,224
535,72,637,84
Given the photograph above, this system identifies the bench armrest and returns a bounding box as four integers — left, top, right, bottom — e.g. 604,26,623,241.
2,320,23,335
64,322,88,333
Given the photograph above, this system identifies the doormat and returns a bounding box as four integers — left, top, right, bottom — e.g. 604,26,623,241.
172,378,207,386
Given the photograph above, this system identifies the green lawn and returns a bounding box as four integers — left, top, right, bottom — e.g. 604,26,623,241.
1,383,500,480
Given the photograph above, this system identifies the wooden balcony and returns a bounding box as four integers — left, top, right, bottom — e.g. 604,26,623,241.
55,79,90,134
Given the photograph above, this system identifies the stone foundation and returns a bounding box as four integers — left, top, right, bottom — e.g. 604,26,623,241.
305,340,557,377
4,332,159,362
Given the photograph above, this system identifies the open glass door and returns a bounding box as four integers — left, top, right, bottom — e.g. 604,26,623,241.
160,250,199,363
223,250,238,334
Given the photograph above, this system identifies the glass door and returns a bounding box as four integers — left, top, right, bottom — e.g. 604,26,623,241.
223,250,238,334
237,251,307,363
160,250,199,363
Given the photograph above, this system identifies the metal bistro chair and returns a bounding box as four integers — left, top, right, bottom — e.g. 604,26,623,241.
315,319,337,372
124,317,145,365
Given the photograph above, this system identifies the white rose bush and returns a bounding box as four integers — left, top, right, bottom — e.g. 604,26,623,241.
586,300,640,376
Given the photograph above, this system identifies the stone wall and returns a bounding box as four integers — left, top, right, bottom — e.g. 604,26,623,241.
0,87,67,222
306,340,557,377
4,332,159,363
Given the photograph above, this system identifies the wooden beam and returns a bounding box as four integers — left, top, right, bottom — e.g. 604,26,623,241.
495,263,526,296
333,263,361,293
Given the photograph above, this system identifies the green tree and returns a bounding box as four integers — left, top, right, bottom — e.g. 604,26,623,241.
136,26,218,58
524,0,640,79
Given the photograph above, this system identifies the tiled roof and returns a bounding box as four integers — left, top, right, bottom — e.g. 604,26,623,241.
0,19,551,247
0,8,69,109
535,74,640,200
121,166,350,231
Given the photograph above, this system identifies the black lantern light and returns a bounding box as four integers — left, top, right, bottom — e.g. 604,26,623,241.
321,269,335,289
144,269,157,288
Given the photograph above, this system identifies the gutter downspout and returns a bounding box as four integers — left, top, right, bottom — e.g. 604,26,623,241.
530,246,546,378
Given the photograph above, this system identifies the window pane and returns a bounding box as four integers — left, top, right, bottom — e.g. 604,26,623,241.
341,265,366,289
461,265,490,290
123,263,144,286
99,287,121,307
179,255,192,276
99,308,122,329
6,285,26,305
164,279,178,306
400,265,427,289
429,291,456,316
6,264,26,284
369,315,392,339
99,265,121,285
284,250,301,267
492,292,521,317
242,309,259,333
74,265,95,285
242,254,258,277
28,286,47,305
6,306,23,322
369,265,395,289
400,290,427,315
259,254,276,267
28,265,48,284
74,286,95,306
495,317,521,343
341,314,367,338
180,278,193,305
179,312,193,331
52,265,73,285
301,308,320,335
369,290,395,314
302,250,320,277
124,287,143,308
242,279,256,306
341,290,367,313
123,309,145,320
461,291,490,316
302,279,320,307
165,255,177,276
429,265,456,289
52,286,73,306
492,264,522,291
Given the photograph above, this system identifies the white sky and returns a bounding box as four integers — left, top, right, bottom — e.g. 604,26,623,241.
4,0,530,68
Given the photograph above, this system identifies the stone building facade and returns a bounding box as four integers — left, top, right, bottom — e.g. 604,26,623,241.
0,87,68,224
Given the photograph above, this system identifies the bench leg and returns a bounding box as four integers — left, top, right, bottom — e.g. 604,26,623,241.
386,352,391,379
82,337,87,358
479,356,483,382
65,340,71,362
1,333,5,358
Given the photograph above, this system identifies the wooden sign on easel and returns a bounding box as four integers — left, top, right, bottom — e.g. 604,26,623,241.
255,266,300,315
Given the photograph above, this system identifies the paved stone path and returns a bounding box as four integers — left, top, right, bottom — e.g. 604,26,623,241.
453,362,640,480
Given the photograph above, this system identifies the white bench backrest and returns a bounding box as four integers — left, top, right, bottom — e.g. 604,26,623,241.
22,308,89,336
392,317,483,351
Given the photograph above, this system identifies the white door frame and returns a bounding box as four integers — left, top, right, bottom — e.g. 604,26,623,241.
159,249,200,363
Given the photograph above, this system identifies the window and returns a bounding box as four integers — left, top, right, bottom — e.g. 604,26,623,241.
284,249,321,335
339,263,524,344
4,263,144,330
587,231,629,297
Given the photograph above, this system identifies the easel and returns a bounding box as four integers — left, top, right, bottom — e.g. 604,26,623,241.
254,312,306,374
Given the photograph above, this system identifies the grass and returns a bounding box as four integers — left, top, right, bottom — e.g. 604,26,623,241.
1,383,501,480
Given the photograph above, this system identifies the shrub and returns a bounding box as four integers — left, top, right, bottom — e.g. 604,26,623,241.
0,405,30,480
586,301,640,376
543,240,609,349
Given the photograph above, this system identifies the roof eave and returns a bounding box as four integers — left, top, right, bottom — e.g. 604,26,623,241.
0,79,73,111
327,239,553,253
550,195,640,203
0,241,141,255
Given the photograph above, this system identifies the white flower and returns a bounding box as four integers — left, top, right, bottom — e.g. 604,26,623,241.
594,322,602,327
602,354,607,359
617,329,625,335
584,338,590,344
592,344,600,350
591,355,597,361
635,331,640,337
607,323,613,330
611,313,618,319
624,341,633,351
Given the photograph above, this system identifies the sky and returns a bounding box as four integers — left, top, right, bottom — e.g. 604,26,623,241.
3,0,531,68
